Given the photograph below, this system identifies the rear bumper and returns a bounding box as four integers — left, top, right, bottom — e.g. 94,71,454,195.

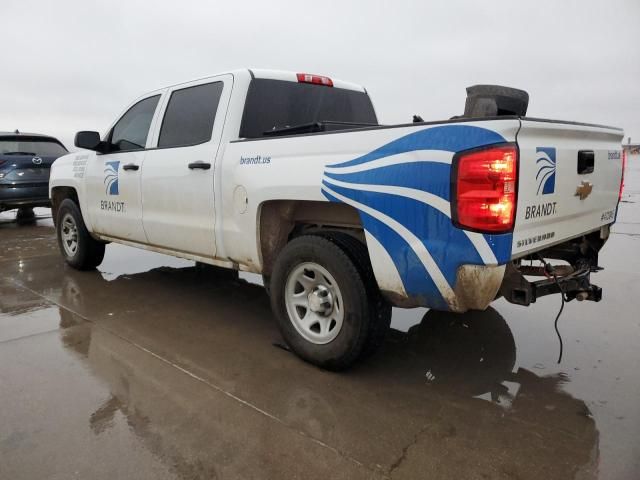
0,184,50,209
383,263,507,313
386,229,607,311
499,230,606,306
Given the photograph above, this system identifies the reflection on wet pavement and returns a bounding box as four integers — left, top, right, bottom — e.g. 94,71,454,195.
1,158,640,480
0,253,605,479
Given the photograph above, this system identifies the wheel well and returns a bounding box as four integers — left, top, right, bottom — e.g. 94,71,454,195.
258,200,365,276
51,187,79,225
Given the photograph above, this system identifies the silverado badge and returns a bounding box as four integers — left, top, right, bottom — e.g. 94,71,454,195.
575,181,593,200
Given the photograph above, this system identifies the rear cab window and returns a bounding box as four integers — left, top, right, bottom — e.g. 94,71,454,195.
239,79,378,139
158,82,224,148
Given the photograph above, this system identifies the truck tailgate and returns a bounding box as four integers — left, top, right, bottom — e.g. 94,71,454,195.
512,120,624,258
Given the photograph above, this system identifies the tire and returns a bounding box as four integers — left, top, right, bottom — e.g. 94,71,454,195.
318,232,392,358
56,198,105,270
16,207,36,223
262,275,271,296
270,234,388,370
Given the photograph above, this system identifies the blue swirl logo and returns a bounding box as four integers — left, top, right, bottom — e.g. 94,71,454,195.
104,161,120,195
536,147,556,195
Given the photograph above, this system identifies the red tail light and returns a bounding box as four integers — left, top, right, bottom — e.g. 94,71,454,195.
296,73,333,87
619,148,627,202
453,144,518,233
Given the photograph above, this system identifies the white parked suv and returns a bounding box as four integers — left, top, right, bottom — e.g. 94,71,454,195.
50,69,625,369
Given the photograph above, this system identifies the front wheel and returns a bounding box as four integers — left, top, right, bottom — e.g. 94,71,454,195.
270,234,389,370
56,199,105,270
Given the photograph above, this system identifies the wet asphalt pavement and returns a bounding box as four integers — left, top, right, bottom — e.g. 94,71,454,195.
1,165,639,479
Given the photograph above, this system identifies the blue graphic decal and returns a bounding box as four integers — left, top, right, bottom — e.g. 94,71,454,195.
322,124,514,311
325,161,452,201
321,188,449,311
482,233,513,265
536,147,556,195
328,125,507,169
358,212,450,311
104,161,120,195
323,180,485,287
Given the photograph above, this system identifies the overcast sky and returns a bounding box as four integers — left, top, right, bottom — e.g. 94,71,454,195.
2,0,638,148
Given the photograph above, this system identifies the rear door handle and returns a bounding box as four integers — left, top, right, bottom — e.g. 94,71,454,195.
188,161,211,170
123,163,139,171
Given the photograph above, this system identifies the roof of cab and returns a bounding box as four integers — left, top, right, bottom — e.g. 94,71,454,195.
165,68,367,93
249,69,367,93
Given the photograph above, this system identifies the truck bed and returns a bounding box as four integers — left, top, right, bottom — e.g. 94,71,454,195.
222,116,623,311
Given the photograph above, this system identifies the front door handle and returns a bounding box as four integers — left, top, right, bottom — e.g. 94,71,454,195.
123,163,139,171
188,161,211,170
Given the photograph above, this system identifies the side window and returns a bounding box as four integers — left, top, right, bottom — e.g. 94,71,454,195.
109,95,160,152
158,82,223,148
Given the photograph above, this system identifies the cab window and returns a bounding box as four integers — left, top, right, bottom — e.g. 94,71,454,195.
108,95,160,152
239,79,377,139
158,82,223,148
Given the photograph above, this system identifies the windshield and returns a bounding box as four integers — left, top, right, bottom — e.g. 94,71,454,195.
0,136,68,157
239,79,377,138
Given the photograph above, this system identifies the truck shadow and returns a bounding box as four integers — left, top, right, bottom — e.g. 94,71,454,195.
48,263,599,479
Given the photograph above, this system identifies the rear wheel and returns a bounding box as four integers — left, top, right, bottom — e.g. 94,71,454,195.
319,232,392,358
270,234,390,370
56,199,105,270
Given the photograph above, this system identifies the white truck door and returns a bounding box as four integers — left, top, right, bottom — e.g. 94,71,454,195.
141,75,232,257
85,94,162,242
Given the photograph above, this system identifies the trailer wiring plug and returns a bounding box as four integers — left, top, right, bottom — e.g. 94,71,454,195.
537,254,569,364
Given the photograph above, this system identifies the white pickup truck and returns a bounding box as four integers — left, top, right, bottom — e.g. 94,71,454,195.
50,69,625,369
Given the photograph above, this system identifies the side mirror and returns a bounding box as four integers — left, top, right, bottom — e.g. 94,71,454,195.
74,131,104,152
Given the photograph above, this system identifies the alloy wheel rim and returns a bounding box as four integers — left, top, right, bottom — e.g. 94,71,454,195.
61,213,79,257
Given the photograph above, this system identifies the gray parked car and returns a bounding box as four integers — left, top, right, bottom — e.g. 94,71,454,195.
0,131,68,219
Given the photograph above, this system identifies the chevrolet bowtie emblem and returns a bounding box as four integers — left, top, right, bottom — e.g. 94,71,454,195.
575,181,593,200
